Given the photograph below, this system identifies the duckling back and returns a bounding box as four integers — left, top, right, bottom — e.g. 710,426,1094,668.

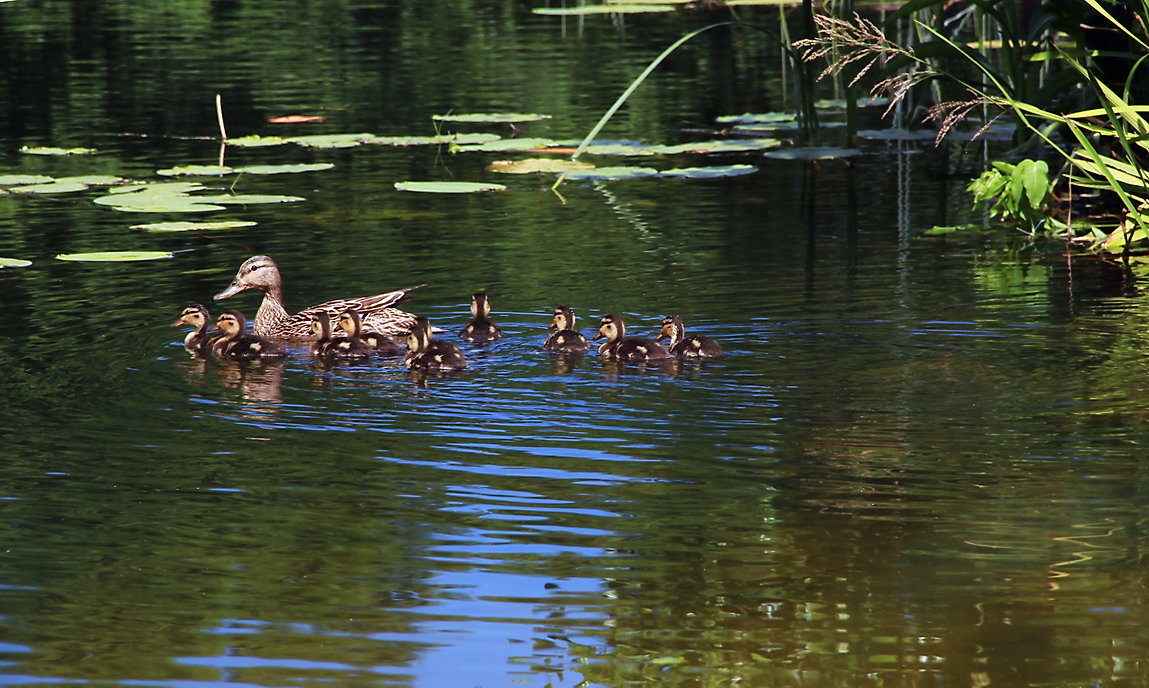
408,317,468,370
459,292,502,342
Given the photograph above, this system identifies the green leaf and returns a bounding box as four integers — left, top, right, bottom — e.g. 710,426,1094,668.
453,137,559,152
489,158,596,174
289,133,373,148
0,257,32,268
361,133,502,146
652,138,782,154
563,166,661,180
56,251,174,262
534,4,679,13
394,181,507,193
857,129,937,141
231,163,335,175
193,194,305,204
56,175,125,186
20,145,96,156
0,174,55,186
715,112,798,125
10,180,90,194
432,113,552,123
923,224,978,235
156,165,235,177
762,147,864,160
130,220,257,232
659,164,758,179
225,135,289,147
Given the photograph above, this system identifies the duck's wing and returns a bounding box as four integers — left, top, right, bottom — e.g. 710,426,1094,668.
306,283,425,316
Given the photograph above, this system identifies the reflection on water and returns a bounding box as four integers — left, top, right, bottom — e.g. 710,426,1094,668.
3,3,1149,688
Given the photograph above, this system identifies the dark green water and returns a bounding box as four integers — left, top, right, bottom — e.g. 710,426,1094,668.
3,2,1149,687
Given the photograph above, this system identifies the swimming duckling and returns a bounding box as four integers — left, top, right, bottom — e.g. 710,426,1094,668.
212,310,287,360
459,292,503,342
406,316,468,370
656,315,724,358
339,309,402,355
310,311,373,360
543,305,590,352
171,303,218,354
593,314,671,362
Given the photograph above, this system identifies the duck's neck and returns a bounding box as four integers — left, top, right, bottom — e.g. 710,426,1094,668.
254,286,290,335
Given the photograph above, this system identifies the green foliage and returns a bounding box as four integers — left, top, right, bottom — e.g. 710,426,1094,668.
968,159,1054,233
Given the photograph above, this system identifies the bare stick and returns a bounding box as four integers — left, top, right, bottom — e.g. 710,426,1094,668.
215,94,228,140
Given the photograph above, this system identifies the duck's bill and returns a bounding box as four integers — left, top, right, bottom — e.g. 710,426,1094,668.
214,281,247,300
170,318,187,328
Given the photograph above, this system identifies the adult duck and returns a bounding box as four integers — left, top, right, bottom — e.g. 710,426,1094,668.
405,316,468,371
543,305,589,352
655,315,724,358
171,303,218,354
214,255,423,341
593,314,671,362
458,292,503,342
212,310,287,360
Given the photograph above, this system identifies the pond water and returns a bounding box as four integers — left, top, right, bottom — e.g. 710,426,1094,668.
3,2,1149,687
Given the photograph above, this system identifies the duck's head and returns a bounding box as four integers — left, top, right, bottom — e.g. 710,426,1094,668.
310,311,333,339
338,310,363,337
216,310,248,337
656,315,685,344
172,303,210,330
214,255,282,301
470,292,492,319
593,314,625,342
550,305,576,331
405,316,433,352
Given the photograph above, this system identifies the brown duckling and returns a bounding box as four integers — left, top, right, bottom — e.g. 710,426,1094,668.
339,309,402,355
212,310,287,360
543,305,590,352
171,303,219,354
593,314,672,362
459,292,503,342
656,315,724,358
406,316,468,371
310,311,373,360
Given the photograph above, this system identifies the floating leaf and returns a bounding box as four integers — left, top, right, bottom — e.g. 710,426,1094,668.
815,96,892,109
194,194,305,204
715,112,798,125
289,133,373,149
488,158,596,174
563,166,661,180
433,113,552,124
106,182,208,196
651,137,783,154
453,137,559,153
232,163,335,175
20,145,96,156
226,135,290,147
10,180,90,194
580,142,660,156
660,164,758,179
157,165,235,176
534,4,679,13
362,133,502,147
56,175,125,186
56,251,174,262
394,181,506,193
0,257,32,268
762,146,864,160
267,114,326,123
857,129,937,141
923,224,979,236
0,174,54,186
131,220,257,232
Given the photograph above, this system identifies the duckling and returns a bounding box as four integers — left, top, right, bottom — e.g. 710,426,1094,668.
171,303,218,354
656,315,724,358
212,310,287,359
593,314,671,362
406,316,468,371
339,309,402,355
543,305,590,352
459,292,503,342
310,311,373,360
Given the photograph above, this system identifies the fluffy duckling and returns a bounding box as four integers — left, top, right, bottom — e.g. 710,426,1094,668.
543,305,589,352
656,315,724,358
212,310,287,359
459,292,503,342
339,309,402,355
406,316,468,371
171,303,218,354
310,311,373,360
593,314,671,362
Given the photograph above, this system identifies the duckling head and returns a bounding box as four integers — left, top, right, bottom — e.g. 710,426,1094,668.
470,292,492,319
338,310,363,337
172,303,210,330
406,316,433,353
593,314,625,342
656,315,685,344
551,305,576,331
215,255,282,301
216,310,248,338
310,311,333,339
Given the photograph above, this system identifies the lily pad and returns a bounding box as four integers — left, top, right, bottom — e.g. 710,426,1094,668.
563,166,661,180
488,158,596,174
20,146,96,156
815,96,892,109
923,224,979,236
56,251,174,262
362,133,502,147
194,194,305,204
762,146,864,160
716,112,798,125
57,175,125,186
106,182,208,195
0,257,32,268
534,4,679,13
433,113,552,124
394,181,507,193
580,142,660,156
232,163,335,175
0,175,55,186
130,220,258,232
651,138,783,154
289,133,373,149
226,135,290,147
660,164,758,179
157,165,235,176
10,180,91,194
453,137,559,153
857,129,937,141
